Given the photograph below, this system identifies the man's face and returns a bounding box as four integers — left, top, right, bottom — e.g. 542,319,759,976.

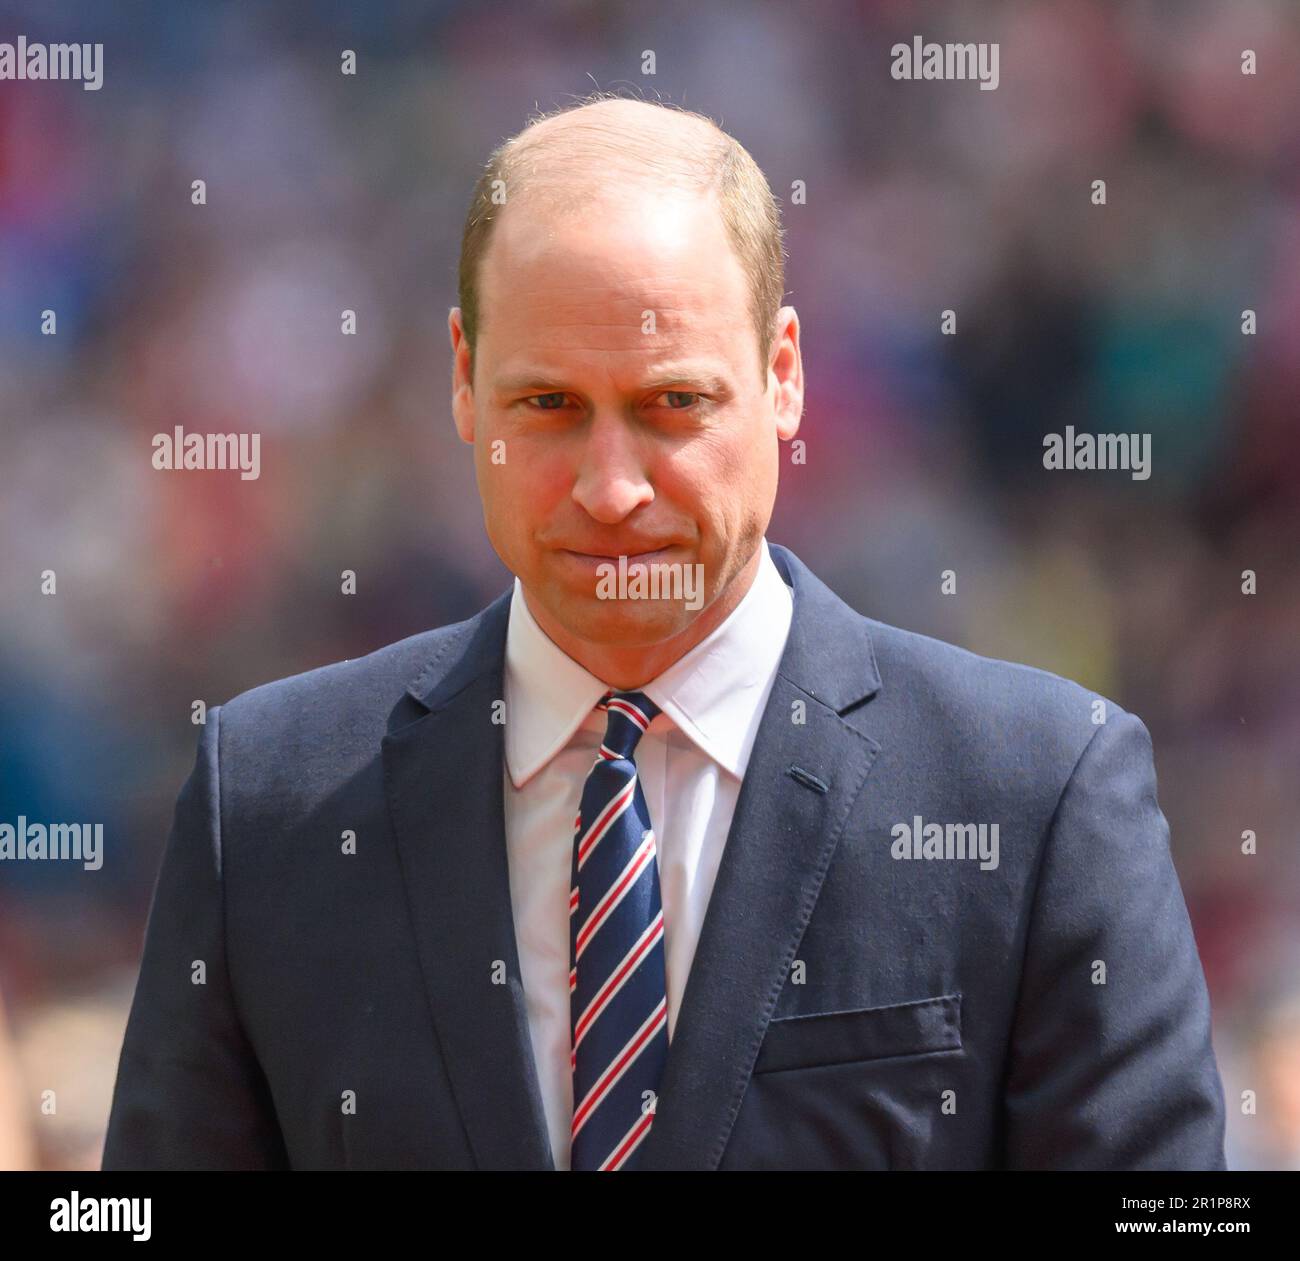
450,186,801,651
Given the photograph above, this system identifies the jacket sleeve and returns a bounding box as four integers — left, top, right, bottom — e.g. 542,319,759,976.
1000,708,1227,1169
102,706,289,1169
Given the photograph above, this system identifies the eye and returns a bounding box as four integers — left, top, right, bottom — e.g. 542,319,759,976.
525,392,568,411
656,391,700,409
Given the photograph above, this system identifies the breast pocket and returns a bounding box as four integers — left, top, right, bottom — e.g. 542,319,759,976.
752,993,962,1075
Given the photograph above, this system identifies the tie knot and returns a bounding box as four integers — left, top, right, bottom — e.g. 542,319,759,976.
596,689,660,759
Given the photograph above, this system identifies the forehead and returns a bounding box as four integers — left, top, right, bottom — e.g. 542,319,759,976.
477,188,752,371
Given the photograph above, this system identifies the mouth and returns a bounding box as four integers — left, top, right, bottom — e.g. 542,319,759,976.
554,545,682,579
560,547,676,562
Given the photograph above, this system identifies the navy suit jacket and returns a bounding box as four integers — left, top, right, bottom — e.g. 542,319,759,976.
102,543,1227,1169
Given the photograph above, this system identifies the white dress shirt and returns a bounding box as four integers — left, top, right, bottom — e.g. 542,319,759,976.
501,536,794,1169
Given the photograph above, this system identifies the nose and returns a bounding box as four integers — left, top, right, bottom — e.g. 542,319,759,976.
571,411,654,524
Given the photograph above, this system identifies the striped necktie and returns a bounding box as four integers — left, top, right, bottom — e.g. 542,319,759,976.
568,688,669,1171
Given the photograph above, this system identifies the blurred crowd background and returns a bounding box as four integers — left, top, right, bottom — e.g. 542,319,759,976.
1,0,1298,1170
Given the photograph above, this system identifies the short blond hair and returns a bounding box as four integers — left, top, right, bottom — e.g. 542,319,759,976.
456,91,787,383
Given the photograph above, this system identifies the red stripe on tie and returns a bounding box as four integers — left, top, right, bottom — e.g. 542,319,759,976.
573,910,664,1049
571,997,667,1137
601,1108,656,1171
576,776,637,866
574,833,656,958
606,697,650,730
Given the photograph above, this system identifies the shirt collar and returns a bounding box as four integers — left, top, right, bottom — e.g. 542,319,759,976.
504,537,794,788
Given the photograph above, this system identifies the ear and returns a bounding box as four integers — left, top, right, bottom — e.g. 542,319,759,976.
449,307,475,444
769,306,804,441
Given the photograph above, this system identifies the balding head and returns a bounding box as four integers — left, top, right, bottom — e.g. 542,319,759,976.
501,97,727,209
457,94,786,384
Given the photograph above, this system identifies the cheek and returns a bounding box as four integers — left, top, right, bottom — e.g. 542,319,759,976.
739,411,780,498
679,422,775,516
478,435,571,523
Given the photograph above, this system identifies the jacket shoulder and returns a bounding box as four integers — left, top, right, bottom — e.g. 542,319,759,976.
860,615,1131,764
200,610,496,822
867,615,1100,701
213,599,497,774
220,622,459,725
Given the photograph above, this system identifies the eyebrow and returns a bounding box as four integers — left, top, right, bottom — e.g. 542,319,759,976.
492,367,731,396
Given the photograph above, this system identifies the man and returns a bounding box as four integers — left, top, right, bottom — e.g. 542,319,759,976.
103,95,1226,1171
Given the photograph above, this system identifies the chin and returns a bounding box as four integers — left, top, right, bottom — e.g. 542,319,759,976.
554,592,698,647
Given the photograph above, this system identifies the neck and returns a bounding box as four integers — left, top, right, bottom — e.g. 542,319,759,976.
523,546,763,690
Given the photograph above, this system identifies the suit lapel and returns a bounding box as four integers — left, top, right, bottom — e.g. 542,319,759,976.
382,591,556,1170
635,544,883,1169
